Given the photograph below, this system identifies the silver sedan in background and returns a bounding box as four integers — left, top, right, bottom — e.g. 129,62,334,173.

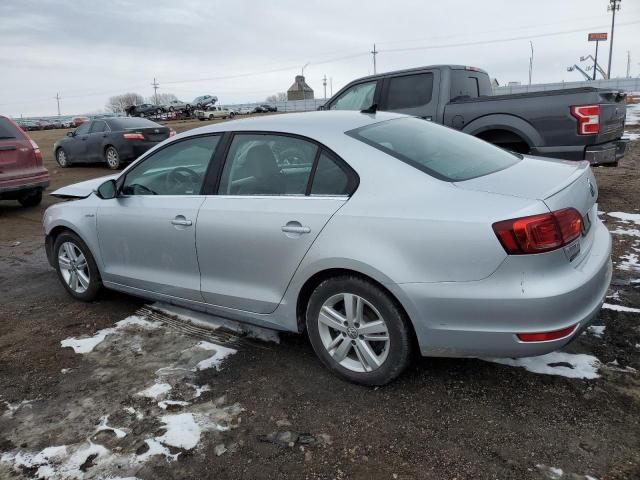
43,111,612,385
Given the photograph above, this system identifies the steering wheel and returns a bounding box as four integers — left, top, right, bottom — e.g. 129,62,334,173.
165,167,200,194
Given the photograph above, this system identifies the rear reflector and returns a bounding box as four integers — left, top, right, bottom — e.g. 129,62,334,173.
517,324,577,342
493,208,582,254
123,132,145,140
570,105,600,135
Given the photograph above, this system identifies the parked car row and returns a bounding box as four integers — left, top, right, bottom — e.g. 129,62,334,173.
15,118,76,131
125,95,220,118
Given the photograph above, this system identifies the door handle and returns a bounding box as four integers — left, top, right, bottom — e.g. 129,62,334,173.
171,216,192,226
281,224,311,234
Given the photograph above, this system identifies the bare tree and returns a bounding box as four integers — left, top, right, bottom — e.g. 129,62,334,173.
265,92,287,103
106,93,143,114
146,93,178,105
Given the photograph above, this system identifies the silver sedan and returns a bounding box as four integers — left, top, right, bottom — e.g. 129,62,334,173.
44,111,612,385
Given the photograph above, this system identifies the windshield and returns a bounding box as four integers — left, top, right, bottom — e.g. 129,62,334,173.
347,117,521,181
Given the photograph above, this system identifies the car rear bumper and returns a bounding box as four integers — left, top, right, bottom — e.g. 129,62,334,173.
0,171,49,196
396,219,612,358
532,139,627,165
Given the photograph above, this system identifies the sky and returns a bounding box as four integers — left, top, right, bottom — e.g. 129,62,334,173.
1,0,639,117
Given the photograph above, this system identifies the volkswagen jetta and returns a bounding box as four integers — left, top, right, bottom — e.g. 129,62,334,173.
43,111,612,385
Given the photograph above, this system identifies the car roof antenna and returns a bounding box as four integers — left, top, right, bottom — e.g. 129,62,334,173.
361,103,378,114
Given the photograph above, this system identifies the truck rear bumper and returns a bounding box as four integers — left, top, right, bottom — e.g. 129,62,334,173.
0,173,49,198
532,139,627,165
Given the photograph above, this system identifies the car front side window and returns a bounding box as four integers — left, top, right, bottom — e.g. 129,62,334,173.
74,122,91,135
121,135,220,196
329,81,377,111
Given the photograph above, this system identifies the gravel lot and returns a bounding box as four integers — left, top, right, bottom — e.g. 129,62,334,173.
0,119,639,480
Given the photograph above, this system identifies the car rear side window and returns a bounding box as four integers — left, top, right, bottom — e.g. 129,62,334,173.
74,122,91,135
385,73,433,110
219,134,317,196
347,117,521,182
310,152,352,196
90,121,108,133
107,118,157,130
450,71,482,100
0,118,22,139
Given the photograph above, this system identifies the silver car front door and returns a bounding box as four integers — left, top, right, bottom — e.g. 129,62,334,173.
197,134,356,314
96,135,221,301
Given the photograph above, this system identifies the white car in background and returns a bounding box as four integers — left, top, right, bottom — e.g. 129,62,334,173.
236,106,254,115
196,105,235,121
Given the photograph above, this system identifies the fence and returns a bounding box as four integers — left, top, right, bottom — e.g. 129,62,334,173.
494,78,640,95
229,98,327,113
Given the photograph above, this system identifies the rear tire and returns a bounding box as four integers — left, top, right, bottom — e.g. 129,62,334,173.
306,275,412,386
105,146,121,170
53,231,102,301
18,189,42,207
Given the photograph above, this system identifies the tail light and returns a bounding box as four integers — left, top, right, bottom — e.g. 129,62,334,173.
169,129,176,137
493,208,582,254
29,139,42,163
123,132,145,140
570,105,600,135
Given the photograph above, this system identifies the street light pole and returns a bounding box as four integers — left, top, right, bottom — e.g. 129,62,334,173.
528,41,534,85
607,0,621,79
371,43,378,75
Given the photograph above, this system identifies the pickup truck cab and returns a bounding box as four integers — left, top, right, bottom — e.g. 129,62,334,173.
0,116,49,207
323,65,627,165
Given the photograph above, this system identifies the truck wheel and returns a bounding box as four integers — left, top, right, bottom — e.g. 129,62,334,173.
306,275,413,386
18,189,42,207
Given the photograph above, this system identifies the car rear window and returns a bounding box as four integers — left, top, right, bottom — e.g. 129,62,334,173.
107,117,159,129
347,117,521,182
0,118,22,139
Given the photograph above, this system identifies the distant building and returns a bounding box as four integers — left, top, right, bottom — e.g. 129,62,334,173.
287,75,314,100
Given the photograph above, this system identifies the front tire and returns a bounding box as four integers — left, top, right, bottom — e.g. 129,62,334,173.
306,276,412,386
53,231,102,301
56,148,69,168
105,146,121,170
18,189,42,207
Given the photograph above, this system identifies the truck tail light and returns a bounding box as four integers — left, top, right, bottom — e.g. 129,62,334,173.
570,105,600,135
123,132,145,140
29,139,42,163
492,208,582,254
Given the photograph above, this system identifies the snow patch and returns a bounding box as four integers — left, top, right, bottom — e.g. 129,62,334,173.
96,415,127,439
603,303,640,313
196,341,237,371
608,211,640,224
60,315,160,354
586,325,606,338
610,227,640,237
158,400,191,410
484,351,601,379
156,413,202,450
135,439,179,463
136,383,172,399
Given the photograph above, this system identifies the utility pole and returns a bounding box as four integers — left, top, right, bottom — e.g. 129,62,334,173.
151,77,160,105
626,51,631,78
55,93,61,117
607,0,621,79
330,77,333,96
371,43,378,74
528,41,534,85
594,41,600,80
322,75,327,100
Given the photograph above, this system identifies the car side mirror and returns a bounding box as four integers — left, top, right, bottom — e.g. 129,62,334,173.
66,131,74,137
95,179,117,199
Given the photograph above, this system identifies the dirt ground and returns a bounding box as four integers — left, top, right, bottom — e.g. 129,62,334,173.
0,119,639,480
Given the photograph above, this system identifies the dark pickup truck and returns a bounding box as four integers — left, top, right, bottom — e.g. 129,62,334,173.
322,65,627,165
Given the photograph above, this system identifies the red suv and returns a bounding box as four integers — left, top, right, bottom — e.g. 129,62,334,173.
0,116,49,207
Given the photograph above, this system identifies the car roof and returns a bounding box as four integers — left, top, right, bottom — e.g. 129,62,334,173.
183,110,407,139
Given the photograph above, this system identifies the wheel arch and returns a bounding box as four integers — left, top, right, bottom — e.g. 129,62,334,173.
294,268,419,348
462,114,543,151
45,223,101,276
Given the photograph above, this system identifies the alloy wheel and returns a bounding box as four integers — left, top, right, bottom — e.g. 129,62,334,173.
57,149,67,167
317,293,390,373
58,242,90,294
106,148,119,168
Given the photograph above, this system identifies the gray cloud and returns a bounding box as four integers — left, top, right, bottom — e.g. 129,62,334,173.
1,0,639,116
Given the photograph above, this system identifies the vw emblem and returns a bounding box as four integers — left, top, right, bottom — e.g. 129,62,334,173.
154,129,159,133
587,178,595,197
